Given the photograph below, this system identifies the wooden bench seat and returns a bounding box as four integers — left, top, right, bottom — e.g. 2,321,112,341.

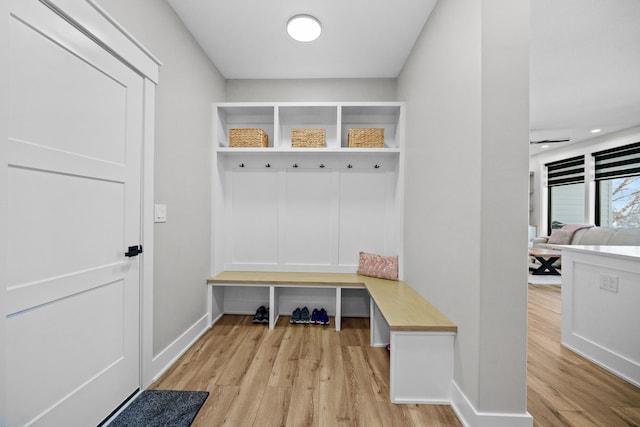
207,271,457,404
207,271,456,333
363,276,457,332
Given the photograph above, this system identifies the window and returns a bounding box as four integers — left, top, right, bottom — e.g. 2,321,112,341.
594,142,640,228
546,156,585,234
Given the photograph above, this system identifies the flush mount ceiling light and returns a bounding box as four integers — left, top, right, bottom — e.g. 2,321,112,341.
287,14,322,42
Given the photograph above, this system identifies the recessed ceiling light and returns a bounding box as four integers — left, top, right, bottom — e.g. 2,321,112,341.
591,128,601,133
287,14,322,42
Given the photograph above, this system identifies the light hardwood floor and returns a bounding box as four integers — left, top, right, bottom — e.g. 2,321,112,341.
150,315,461,426
150,285,640,426
528,284,640,427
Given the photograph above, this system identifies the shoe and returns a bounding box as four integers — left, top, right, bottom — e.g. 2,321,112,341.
262,307,270,324
319,308,329,325
311,309,320,324
253,306,267,324
291,307,301,324
300,307,311,324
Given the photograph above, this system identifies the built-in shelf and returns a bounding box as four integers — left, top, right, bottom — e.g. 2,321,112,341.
214,102,403,151
212,101,405,276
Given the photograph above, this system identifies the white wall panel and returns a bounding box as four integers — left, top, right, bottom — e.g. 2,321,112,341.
283,169,334,265
572,262,640,364
339,169,388,265
230,169,278,265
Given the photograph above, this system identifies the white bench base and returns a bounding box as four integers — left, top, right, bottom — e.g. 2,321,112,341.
370,297,455,403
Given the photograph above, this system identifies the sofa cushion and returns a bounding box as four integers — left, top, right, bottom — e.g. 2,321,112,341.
572,227,615,245
607,229,640,245
547,229,573,244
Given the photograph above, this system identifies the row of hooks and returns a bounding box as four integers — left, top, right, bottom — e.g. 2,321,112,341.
238,163,382,169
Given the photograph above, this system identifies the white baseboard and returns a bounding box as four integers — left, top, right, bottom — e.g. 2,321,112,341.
150,313,209,383
451,381,533,427
563,335,640,388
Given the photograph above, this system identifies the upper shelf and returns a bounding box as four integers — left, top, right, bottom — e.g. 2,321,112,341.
214,102,404,152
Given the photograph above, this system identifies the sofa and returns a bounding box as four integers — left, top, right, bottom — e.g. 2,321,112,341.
533,226,640,249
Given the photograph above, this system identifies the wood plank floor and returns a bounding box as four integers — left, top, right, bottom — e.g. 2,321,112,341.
150,285,640,426
150,316,462,426
528,284,640,427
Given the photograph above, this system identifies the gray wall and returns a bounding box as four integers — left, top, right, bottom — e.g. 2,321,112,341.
398,0,530,416
96,0,226,356
226,78,396,102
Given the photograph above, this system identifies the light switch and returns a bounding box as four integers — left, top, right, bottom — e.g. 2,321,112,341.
154,204,167,223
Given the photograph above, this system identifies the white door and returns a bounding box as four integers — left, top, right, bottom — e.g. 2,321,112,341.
6,1,143,425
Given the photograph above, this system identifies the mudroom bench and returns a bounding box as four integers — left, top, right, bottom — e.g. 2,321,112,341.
207,271,457,404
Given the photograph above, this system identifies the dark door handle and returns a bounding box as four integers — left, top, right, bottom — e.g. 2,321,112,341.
125,245,143,257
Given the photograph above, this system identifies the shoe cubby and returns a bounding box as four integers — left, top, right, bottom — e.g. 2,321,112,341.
209,281,369,331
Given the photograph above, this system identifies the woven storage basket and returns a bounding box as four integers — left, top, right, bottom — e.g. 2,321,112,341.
291,128,326,148
229,128,269,147
348,128,384,148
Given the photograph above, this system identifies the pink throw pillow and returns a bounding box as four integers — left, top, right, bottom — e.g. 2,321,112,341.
547,229,572,245
357,252,399,280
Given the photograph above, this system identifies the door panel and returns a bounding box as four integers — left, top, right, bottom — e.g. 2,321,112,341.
9,11,128,164
7,1,143,425
7,280,126,421
7,168,124,289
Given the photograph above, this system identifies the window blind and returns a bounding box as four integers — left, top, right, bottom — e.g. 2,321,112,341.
546,155,585,187
594,141,640,181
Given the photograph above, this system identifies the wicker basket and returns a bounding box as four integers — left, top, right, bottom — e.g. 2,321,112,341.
348,128,384,148
291,128,326,148
229,128,269,147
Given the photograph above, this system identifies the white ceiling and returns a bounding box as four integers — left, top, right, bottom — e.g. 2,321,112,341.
167,0,437,79
168,0,640,153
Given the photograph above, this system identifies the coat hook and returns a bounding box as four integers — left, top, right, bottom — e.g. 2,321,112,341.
374,164,380,169
265,163,271,168
239,163,245,168
293,163,298,168
347,164,353,168
319,164,325,168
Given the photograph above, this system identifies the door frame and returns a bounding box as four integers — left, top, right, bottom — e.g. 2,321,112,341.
1,1,160,423
1,1,9,425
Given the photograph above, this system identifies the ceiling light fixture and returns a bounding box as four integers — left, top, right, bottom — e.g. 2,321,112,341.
591,128,601,133
287,14,322,42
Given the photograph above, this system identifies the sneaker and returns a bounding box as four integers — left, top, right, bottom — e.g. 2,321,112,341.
291,307,301,324
319,308,329,325
262,307,270,324
311,309,320,324
300,307,311,324
253,306,267,324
